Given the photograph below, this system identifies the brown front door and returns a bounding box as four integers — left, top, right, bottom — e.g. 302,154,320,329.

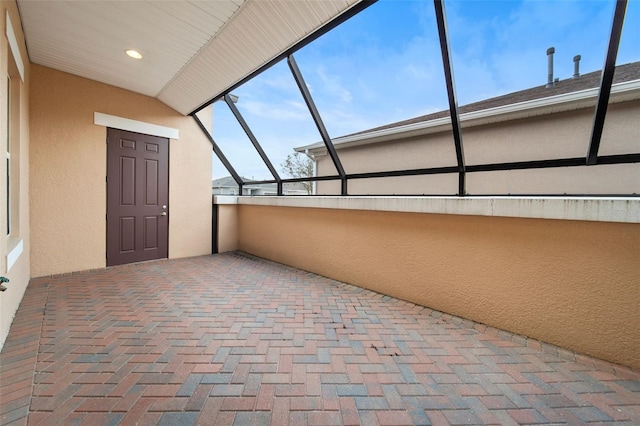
107,128,169,266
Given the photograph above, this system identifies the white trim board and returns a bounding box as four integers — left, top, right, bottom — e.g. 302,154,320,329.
94,113,179,140
6,239,23,272
5,11,25,82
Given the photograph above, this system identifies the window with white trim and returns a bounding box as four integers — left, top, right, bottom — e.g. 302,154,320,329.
5,31,22,265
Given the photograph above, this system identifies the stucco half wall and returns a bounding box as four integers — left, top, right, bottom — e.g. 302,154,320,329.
30,65,212,277
236,200,640,370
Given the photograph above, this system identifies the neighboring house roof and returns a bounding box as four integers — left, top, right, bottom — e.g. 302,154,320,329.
213,176,308,193
297,61,640,153
212,176,240,188
353,61,640,136
212,176,265,188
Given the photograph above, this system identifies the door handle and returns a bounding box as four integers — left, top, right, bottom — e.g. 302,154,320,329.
161,212,167,216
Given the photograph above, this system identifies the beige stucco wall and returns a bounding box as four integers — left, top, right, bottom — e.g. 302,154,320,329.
30,65,211,277
467,162,640,194
217,204,239,253
349,174,458,195
0,0,31,348
237,204,640,369
316,101,640,195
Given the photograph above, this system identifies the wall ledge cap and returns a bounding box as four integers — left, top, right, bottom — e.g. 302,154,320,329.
230,196,640,223
214,195,239,205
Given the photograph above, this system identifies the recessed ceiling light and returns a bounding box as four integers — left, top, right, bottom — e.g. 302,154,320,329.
125,49,142,59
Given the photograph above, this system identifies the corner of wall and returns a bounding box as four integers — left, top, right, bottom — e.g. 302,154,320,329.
217,203,239,253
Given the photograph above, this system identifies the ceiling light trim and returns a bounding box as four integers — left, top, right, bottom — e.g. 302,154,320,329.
125,49,143,59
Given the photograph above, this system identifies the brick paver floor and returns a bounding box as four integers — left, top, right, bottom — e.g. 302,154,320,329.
1,252,639,425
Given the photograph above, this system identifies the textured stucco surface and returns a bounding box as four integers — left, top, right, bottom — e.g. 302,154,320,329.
316,101,640,195
0,0,31,348
237,204,640,369
217,204,239,253
30,65,211,277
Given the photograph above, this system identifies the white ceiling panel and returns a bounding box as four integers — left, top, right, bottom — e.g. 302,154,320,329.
242,2,300,50
158,0,363,114
18,0,364,115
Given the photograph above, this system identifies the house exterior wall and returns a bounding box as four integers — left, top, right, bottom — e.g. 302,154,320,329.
0,0,31,348
315,101,640,195
237,204,640,369
30,65,211,278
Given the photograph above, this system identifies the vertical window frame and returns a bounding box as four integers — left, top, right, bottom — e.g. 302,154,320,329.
6,74,11,237
6,62,19,239
4,9,25,272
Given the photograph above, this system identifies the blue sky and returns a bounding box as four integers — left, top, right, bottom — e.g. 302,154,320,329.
212,0,640,181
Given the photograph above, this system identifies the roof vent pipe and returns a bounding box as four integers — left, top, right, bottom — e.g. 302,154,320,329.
546,47,555,87
573,55,581,78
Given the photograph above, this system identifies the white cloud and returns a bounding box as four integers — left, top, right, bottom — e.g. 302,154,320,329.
316,67,353,103
238,99,310,122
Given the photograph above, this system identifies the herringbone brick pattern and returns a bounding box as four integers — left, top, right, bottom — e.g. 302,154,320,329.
1,252,638,425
